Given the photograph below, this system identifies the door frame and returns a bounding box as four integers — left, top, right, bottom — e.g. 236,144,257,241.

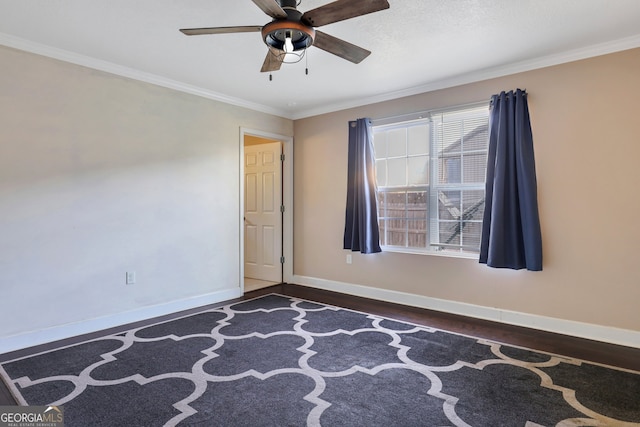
239,128,293,292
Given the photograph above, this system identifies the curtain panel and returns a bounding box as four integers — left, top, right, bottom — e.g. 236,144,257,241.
343,118,381,254
480,89,543,270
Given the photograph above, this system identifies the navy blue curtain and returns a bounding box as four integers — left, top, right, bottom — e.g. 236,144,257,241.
480,89,542,270
343,118,381,254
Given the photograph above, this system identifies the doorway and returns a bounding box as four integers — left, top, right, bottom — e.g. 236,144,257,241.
240,130,293,293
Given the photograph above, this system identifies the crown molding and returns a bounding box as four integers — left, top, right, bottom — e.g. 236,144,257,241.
0,32,292,119
289,34,640,120
3,31,640,121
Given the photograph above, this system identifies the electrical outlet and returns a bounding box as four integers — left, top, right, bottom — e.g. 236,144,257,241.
126,271,136,285
346,254,352,264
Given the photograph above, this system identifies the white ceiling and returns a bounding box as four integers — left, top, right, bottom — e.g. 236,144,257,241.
2,0,640,119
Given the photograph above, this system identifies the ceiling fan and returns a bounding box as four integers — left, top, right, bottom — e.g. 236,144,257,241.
180,0,390,73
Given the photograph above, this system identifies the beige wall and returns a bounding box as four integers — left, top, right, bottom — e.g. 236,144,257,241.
0,45,292,349
2,41,638,349
293,48,640,334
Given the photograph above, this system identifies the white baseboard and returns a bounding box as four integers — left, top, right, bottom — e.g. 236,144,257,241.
291,275,640,349
0,288,242,355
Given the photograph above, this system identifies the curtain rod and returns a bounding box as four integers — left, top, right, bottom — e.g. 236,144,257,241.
371,99,489,126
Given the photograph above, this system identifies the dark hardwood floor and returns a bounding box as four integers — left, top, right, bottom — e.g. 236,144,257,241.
2,283,639,406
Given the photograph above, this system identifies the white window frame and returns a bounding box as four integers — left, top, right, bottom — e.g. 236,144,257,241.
373,103,489,258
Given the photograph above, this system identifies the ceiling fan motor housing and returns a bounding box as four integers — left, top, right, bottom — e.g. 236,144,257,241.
262,0,315,52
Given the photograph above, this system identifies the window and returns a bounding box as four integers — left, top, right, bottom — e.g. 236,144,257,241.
373,104,489,256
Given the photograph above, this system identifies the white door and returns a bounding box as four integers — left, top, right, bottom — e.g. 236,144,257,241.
244,141,282,282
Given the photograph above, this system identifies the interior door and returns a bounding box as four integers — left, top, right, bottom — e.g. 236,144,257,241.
244,141,282,282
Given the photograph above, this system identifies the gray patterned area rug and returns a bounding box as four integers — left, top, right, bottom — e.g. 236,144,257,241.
1,294,639,427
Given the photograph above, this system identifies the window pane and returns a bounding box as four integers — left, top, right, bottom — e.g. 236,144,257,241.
387,219,406,246
407,124,429,156
462,117,488,151
377,191,386,212
438,221,461,246
462,222,482,249
435,113,489,185
375,159,387,186
407,155,429,185
373,132,387,159
387,158,406,186
377,191,388,246
438,190,461,220
378,218,386,246
461,190,485,221
407,191,427,216
433,190,485,253
386,192,406,217
407,220,427,248
387,128,407,157
384,192,406,247
463,151,487,184
441,156,461,184
408,190,427,247
439,121,462,153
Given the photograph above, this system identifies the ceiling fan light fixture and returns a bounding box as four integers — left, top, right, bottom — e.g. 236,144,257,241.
262,20,315,59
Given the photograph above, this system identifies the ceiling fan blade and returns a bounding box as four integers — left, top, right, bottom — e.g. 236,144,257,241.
180,26,263,36
260,47,284,72
251,0,287,19
313,30,371,64
302,0,389,27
